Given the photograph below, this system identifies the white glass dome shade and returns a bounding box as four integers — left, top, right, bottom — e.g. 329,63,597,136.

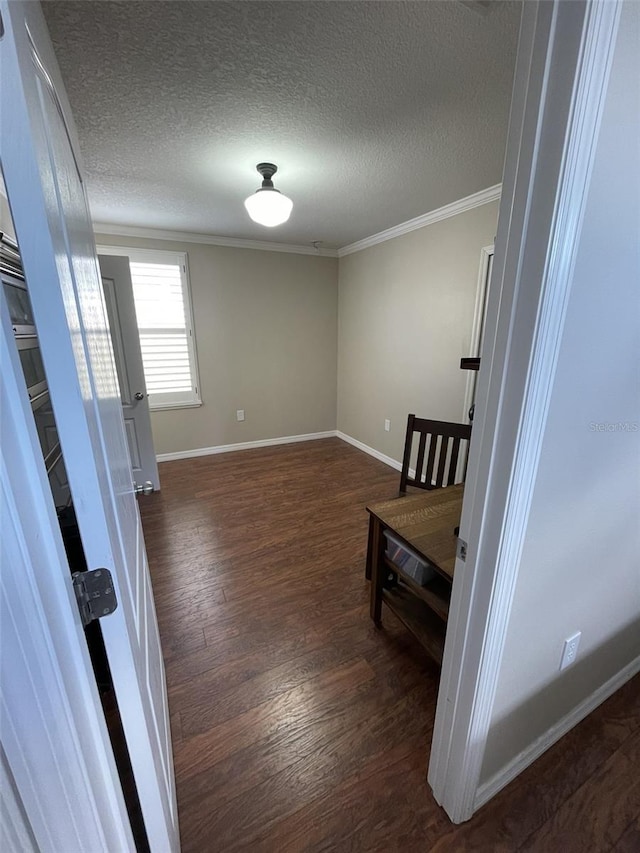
243,163,293,227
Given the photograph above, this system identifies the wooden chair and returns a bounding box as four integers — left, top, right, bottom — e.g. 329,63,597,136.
399,415,471,493
365,414,471,579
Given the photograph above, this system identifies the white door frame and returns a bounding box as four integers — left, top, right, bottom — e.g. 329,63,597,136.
429,0,623,822
461,244,494,426
456,243,494,483
0,296,135,852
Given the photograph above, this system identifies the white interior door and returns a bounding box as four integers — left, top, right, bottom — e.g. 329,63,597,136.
0,2,178,850
1,293,135,853
99,254,160,489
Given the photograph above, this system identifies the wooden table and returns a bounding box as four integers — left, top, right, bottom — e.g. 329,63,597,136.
367,484,463,665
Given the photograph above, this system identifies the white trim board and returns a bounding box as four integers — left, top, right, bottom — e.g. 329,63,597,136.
156,429,412,476
93,223,339,258
155,430,337,462
337,184,501,257
338,430,456,486
336,430,403,473
92,183,501,260
475,656,640,811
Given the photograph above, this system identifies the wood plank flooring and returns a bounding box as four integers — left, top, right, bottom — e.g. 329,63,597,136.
139,438,640,852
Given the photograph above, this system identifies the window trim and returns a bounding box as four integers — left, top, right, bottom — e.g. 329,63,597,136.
97,245,201,410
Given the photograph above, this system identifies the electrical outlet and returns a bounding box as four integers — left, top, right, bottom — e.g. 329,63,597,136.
236,409,245,422
384,419,391,432
560,631,581,670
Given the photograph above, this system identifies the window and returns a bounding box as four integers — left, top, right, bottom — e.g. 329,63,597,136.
98,247,200,410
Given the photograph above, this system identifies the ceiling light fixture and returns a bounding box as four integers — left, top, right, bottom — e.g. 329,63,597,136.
244,163,293,227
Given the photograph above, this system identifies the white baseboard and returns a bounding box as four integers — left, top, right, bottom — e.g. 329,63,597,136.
156,430,337,462
336,430,403,472
156,428,411,477
474,655,640,811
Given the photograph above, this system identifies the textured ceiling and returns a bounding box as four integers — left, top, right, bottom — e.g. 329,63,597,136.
43,1,521,249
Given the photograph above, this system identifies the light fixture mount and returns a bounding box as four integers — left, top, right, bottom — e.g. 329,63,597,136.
256,162,278,187
244,162,293,227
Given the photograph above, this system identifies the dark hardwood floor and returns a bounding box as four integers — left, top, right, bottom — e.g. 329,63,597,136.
139,437,640,852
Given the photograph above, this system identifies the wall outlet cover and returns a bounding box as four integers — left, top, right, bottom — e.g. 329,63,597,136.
384,419,391,432
560,631,581,671
236,409,245,422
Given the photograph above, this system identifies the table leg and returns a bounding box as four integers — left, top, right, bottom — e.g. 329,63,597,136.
369,517,384,626
365,514,375,580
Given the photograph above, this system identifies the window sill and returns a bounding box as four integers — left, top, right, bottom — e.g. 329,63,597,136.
149,401,202,412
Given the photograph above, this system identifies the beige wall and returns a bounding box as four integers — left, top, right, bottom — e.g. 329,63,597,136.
481,1,640,784
13,189,498,463
337,201,499,461
95,199,499,461
95,234,338,456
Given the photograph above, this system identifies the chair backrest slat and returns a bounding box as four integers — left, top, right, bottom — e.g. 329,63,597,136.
448,437,462,486
435,436,449,488
399,415,471,495
415,432,428,485
424,434,439,488
399,414,416,493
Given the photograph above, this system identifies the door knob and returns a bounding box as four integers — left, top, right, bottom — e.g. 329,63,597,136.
134,392,144,401
134,481,154,496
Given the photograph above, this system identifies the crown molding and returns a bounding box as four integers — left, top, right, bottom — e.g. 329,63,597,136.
92,222,339,257
89,183,500,260
337,183,502,257
5,179,500,258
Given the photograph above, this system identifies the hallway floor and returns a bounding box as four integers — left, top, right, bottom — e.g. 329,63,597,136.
140,438,640,852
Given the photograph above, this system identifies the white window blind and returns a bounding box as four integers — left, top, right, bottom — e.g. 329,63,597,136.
99,248,200,409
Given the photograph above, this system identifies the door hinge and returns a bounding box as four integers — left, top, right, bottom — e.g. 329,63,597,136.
72,569,118,627
456,538,468,562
